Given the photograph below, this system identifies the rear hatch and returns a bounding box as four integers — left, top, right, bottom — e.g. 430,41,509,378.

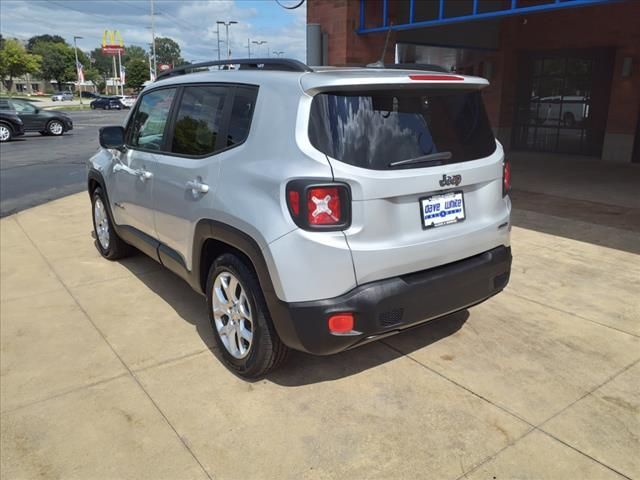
305,72,511,285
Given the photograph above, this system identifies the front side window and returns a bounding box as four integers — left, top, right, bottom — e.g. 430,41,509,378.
129,88,176,151
171,86,227,156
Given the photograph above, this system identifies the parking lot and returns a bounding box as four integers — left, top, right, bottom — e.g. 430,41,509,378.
1,139,639,477
0,109,127,216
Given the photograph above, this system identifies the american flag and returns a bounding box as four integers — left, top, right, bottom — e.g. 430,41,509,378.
76,61,85,83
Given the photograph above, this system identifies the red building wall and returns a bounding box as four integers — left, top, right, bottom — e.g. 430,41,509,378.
307,0,640,161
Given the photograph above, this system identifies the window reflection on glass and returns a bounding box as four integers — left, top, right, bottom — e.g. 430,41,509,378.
130,88,176,151
515,54,593,154
172,86,226,156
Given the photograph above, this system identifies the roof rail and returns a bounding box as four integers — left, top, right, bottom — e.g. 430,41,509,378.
156,58,312,81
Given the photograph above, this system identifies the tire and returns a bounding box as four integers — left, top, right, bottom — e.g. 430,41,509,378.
90,104,96,110
0,122,12,143
91,187,130,260
47,120,64,136
206,253,289,378
104,105,110,110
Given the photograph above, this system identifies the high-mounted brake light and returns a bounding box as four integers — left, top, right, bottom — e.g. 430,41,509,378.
409,74,465,81
503,161,512,197
286,181,351,231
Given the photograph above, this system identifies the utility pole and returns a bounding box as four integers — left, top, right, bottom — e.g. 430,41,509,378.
247,38,251,59
73,35,83,104
150,0,157,79
217,21,237,61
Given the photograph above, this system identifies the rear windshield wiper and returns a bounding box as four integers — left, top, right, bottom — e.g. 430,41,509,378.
388,151,452,168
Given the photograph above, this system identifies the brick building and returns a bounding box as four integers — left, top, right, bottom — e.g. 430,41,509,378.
307,0,640,163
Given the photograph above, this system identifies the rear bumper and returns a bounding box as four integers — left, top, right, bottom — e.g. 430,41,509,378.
273,245,511,355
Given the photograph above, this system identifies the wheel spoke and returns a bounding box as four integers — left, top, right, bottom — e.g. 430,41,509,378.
238,322,253,343
211,270,253,360
228,277,240,302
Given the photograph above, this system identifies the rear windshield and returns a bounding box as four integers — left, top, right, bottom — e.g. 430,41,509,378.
309,88,496,170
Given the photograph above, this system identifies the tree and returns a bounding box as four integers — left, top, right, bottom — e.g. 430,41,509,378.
31,41,75,89
124,45,148,65
89,47,115,77
27,34,66,52
125,58,149,91
155,37,184,66
0,38,42,90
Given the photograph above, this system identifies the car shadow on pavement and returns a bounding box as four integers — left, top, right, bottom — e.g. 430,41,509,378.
120,253,468,385
266,311,469,387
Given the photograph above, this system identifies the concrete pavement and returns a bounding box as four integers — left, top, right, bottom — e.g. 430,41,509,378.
0,193,639,479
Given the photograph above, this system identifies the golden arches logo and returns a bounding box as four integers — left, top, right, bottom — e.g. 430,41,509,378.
102,30,124,47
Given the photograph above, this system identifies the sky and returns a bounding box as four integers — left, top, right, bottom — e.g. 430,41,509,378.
0,0,307,63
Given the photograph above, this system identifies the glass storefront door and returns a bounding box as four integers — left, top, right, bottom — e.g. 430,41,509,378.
513,49,613,156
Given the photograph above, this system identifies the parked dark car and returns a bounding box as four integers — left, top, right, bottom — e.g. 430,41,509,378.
0,98,73,136
0,110,25,142
90,97,124,110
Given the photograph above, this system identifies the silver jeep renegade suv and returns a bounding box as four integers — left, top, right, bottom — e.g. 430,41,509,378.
88,59,512,378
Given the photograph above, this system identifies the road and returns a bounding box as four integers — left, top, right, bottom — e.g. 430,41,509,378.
0,110,127,217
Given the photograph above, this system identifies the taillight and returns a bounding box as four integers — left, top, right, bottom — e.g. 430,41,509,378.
307,187,341,225
503,160,511,197
288,190,300,216
286,180,351,231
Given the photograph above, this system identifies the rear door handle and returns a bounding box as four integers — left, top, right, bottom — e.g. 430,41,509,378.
186,179,209,195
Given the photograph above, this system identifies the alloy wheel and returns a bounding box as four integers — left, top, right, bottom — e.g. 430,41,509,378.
49,121,63,135
212,271,254,359
0,125,10,142
93,198,110,250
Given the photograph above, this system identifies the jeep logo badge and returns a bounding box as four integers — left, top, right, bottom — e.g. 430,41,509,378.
439,174,462,187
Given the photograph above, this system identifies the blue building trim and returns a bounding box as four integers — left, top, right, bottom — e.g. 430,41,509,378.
358,0,620,34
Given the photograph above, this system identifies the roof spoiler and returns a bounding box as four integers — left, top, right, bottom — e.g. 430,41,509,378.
155,58,313,81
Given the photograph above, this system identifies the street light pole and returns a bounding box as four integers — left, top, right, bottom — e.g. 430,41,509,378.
216,24,221,62
150,0,157,79
247,38,251,59
252,40,266,58
217,21,238,61
73,36,83,104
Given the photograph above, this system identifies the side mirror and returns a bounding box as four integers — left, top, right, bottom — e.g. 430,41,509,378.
99,126,126,150
33,107,40,113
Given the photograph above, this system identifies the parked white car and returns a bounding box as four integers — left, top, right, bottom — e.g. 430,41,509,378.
116,95,136,109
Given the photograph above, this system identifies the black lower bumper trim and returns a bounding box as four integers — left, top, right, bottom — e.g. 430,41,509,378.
273,246,512,355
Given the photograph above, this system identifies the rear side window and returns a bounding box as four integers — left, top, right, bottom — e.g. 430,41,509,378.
0,100,10,110
171,86,227,156
309,89,496,170
226,87,258,147
129,88,176,151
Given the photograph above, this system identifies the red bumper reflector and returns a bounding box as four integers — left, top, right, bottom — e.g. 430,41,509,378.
328,313,354,333
409,74,465,81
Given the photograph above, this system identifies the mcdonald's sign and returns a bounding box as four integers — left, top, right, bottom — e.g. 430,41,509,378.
101,30,125,55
